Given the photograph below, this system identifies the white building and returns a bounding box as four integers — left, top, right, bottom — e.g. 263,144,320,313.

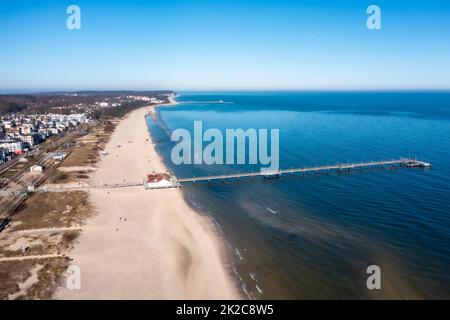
30,165,43,173
3,121,13,129
0,139,24,154
20,134,38,147
144,172,174,189
52,152,67,162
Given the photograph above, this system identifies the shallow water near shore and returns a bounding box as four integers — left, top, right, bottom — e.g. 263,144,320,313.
147,92,450,299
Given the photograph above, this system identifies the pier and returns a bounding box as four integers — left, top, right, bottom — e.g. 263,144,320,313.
34,158,430,192
175,158,431,184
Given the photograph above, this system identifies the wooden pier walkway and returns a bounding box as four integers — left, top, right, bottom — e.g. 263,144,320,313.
176,158,431,184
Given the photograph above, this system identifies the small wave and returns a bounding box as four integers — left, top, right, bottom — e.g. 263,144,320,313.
256,284,264,294
249,272,256,281
241,284,249,297
232,265,252,299
235,248,244,261
265,206,278,214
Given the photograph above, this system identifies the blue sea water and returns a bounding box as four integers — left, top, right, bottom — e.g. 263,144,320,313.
146,92,450,299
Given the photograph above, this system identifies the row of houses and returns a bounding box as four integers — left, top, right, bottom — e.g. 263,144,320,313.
0,113,88,163
126,95,163,104
1,113,88,136
52,94,171,114
92,96,162,109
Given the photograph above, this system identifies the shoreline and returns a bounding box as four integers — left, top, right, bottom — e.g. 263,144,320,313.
149,97,245,298
56,98,241,299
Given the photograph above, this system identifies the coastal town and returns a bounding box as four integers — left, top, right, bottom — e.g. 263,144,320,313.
0,92,168,166
0,113,89,164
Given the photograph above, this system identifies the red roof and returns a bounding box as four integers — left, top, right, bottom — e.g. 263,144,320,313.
147,173,171,183
147,174,163,183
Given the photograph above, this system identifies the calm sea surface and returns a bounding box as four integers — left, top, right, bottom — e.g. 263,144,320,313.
146,92,450,299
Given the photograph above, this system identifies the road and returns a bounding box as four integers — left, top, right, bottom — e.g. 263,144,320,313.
0,254,64,262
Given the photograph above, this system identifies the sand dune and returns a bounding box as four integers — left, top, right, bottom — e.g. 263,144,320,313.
56,105,240,299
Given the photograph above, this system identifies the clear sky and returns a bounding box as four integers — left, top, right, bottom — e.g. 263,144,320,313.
1,0,450,92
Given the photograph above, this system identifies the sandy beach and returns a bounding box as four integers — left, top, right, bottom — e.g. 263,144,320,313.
56,102,240,299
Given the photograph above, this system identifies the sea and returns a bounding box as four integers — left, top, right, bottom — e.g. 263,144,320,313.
146,91,450,299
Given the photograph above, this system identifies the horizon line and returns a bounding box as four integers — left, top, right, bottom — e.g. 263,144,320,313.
2,88,450,95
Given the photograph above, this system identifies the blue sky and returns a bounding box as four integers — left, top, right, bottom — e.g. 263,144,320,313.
1,0,450,92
